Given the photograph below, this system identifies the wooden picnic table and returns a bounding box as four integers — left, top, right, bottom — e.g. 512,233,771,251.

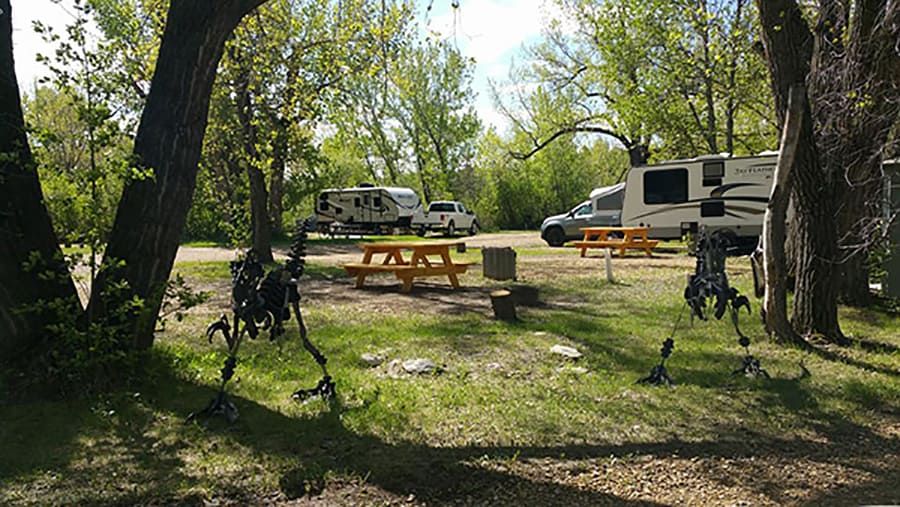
572,226,659,257
341,240,472,292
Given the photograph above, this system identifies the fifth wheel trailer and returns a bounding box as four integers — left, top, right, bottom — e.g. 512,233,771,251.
621,153,777,246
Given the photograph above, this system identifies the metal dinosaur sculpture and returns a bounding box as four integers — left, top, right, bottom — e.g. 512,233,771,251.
639,228,768,385
187,218,334,423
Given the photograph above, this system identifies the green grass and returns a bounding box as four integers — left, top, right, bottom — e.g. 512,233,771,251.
2,243,899,505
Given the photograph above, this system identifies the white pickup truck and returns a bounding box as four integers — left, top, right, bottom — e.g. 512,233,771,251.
411,200,478,237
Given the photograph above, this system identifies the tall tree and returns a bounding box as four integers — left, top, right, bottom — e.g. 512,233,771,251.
0,0,81,358
755,0,900,341
499,0,775,163
210,0,410,260
86,0,274,350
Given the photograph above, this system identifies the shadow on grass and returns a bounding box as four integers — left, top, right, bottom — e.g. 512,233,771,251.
2,345,899,506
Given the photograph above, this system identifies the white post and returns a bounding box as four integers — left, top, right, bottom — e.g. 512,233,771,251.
604,248,614,282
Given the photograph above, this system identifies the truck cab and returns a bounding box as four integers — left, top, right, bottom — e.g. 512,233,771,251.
412,200,478,237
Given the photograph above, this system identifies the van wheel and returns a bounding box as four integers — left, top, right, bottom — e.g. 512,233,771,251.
445,221,456,237
468,221,478,236
545,227,565,247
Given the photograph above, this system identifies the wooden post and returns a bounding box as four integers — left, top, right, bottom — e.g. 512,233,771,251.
490,289,517,321
604,248,614,282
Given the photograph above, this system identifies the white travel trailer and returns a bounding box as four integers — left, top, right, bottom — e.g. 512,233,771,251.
316,185,423,235
621,153,777,245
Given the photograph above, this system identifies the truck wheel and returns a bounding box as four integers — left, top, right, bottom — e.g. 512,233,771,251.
468,221,478,236
445,221,456,237
545,227,565,247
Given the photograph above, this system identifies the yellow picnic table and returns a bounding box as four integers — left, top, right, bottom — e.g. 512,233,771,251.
341,240,472,292
571,226,659,257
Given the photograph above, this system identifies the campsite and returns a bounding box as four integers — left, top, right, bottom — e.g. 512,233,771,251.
2,0,900,505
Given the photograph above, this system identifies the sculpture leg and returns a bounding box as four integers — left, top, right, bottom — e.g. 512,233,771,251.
730,307,769,378
290,300,336,401
186,316,244,423
638,337,675,386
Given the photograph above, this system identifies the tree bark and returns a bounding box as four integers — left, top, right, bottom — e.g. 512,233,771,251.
763,84,804,345
831,1,900,306
88,0,271,350
756,0,844,342
268,120,288,236
0,0,81,357
234,63,274,262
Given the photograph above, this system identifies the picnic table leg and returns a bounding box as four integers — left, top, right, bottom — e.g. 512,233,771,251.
440,249,461,289
400,275,414,292
580,247,587,257
355,273,368,288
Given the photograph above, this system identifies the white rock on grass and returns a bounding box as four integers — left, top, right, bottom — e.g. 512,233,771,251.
360,353,385,367
402,358,438,374
550,344,583,359
385,359,406,378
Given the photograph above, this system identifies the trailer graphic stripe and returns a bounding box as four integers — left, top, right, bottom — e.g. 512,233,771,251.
628,198,768,220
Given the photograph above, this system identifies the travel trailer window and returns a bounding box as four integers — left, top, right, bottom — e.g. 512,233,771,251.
373,196,382,208
703,161,724,187
644,169,688,204
354,197,361,207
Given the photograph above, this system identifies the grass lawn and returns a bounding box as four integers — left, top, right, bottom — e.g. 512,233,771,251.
1,237,899,505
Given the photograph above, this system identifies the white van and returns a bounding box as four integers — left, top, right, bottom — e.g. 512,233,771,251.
316,185,423,235
621,153,776,245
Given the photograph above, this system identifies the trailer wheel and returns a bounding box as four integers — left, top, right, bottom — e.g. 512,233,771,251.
445,221,456,237
545,226,565,247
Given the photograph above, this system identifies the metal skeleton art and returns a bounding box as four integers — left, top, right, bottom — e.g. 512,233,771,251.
186,218,335,423
639,228,769,386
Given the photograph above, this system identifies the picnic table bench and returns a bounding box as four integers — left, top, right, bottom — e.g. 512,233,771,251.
572,226,659,257
342,241,472,292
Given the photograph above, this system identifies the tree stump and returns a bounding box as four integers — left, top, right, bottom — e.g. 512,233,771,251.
490,289,517,321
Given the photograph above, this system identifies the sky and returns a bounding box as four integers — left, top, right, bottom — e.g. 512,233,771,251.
8,0,562,130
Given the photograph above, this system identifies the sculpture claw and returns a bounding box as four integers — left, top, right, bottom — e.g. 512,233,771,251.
206,315,230,345
733,295,751,314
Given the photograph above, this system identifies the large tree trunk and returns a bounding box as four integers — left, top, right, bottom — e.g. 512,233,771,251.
88,0,270,350
832,1,900,305
0,0,81,358
756,0,844,342
763,85,804,345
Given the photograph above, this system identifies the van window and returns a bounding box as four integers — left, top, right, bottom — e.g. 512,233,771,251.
644,169,688,204
595,192,623,210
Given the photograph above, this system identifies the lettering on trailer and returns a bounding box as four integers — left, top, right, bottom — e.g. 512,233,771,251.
733,164,775,178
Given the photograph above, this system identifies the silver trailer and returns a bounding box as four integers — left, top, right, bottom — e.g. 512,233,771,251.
316,185,423,235
621,153,777,246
